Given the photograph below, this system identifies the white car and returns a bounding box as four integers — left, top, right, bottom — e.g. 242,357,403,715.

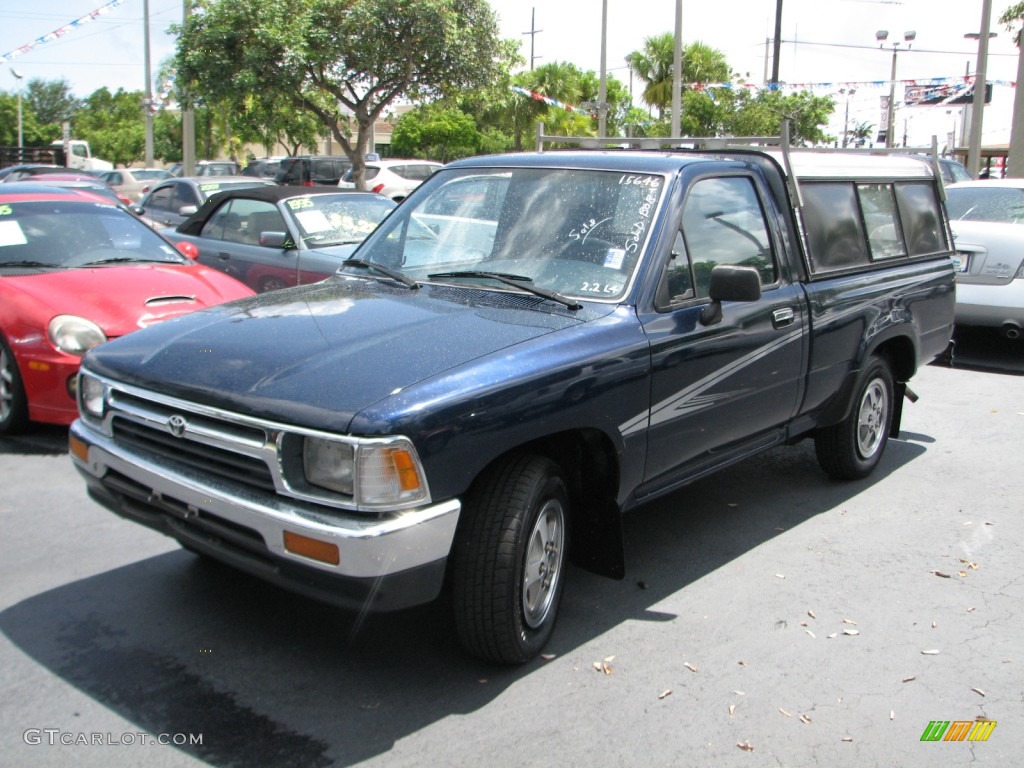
98,168,171,202
338,159,443,200
946,180,1024,339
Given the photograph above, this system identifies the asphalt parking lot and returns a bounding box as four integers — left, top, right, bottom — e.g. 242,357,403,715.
0,329,1021,767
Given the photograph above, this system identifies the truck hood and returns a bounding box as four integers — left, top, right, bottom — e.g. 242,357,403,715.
84,276,610,430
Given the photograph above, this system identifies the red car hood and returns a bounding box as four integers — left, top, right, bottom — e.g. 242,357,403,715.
10,263,252,336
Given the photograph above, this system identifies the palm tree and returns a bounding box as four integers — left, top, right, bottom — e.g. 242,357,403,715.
626,33,675,119
626,35,731,119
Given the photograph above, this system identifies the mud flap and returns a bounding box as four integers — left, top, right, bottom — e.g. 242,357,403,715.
570,496,625,580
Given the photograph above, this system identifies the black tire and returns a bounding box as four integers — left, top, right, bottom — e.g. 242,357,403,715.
452,454,569,664
0,336,29,435
258,275,290,293
815,357,895,480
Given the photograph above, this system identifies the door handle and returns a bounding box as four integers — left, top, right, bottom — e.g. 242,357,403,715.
772,307,796,329
217,252,231,261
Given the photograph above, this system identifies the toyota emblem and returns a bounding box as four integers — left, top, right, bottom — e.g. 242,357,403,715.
168,414,188,438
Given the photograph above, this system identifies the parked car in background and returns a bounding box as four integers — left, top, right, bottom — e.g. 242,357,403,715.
163,186,396,293
0,187,253,433
242,158,284,180
937,157,972,184
946,179,1024,338
0,164,71,182
339,159,443,200
17,173,132,206
166,160,241,178
275,156,352,186
135,176,276,228
98,168,171,202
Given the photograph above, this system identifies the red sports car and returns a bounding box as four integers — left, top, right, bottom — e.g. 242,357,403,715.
0,185,255,432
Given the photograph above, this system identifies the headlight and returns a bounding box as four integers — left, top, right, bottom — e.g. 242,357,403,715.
302,437,429,508
303,438,355,495
48,315,107,356
79,373,106,418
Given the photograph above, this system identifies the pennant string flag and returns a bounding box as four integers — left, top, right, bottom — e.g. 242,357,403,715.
2,0,128,65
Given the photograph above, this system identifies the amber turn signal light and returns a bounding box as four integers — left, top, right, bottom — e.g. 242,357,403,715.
283,531,340,565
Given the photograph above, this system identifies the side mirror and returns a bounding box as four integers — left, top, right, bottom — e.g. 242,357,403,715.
178,205,198,217
700,265,762,326
258,231,289,249
175,241,200,260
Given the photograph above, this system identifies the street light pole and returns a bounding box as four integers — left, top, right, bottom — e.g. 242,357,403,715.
840,88,856,148
11,68,24,151
876,30,915,149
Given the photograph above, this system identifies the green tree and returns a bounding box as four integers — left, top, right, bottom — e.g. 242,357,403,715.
391,104,481,162
626,36,730,120
626,33,675,119
174,0,516,187
24,78,79,135
74,88,147,166
722,89,835,145
845,120,875,148
0,92,49,146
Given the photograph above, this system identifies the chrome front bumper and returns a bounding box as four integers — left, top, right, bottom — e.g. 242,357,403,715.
70,419,461,607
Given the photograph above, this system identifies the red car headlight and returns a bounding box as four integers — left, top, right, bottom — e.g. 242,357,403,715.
48,315,107,356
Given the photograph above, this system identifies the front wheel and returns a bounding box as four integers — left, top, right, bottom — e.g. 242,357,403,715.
815,357,895,480
452,454,569,664
0,337,29,435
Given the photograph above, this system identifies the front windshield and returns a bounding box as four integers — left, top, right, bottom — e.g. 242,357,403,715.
0,200,187,269
351,167,666,302
285,193,396,247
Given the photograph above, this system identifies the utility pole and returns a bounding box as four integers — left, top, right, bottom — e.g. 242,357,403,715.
966,0,993,177
182,0,195,175
522,8,542,71
770,0,783,84
671,0,681,137
1010,26,1024,178
598,0,608,137
143,0,154,167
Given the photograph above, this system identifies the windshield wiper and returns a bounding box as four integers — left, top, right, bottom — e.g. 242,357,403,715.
341,257,419,289
80,257,163,266
0,260,59,269
427,271,582,310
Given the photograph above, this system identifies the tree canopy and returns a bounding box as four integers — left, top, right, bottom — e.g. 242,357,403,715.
173,0,517,185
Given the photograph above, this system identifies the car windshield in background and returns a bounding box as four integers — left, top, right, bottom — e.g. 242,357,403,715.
353,167,665,302
0,200,187,269
285,193,395,247
946,186,1024,224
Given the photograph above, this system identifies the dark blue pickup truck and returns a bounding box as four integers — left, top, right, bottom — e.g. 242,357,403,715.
70,143,955,663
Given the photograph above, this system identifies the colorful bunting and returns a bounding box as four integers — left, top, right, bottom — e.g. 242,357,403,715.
1,0,127,65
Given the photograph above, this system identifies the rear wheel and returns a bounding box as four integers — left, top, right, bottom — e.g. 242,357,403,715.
815,357,894,480
452,454,569,664
0,337,29,435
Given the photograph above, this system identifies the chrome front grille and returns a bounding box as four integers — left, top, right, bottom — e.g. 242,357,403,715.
111,416,276,491
95,384,284,498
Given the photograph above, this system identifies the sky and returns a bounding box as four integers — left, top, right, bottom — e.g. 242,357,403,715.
1,0,1020,149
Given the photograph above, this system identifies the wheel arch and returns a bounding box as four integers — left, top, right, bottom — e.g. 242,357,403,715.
460,427,626,581
816,328,918,432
